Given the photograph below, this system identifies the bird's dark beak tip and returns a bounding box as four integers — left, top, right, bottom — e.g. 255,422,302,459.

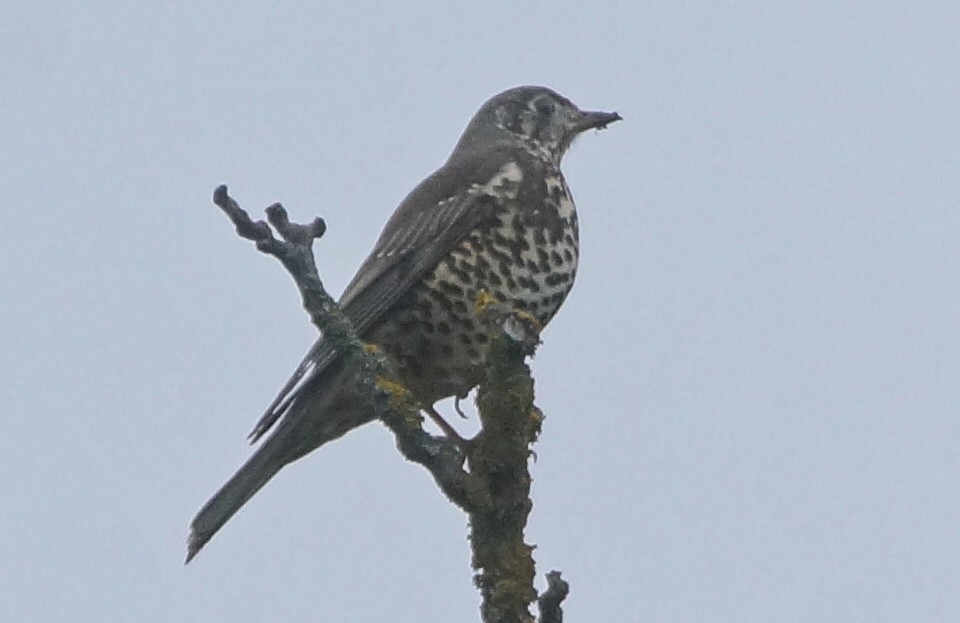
578,110,623,131
598,111,623,129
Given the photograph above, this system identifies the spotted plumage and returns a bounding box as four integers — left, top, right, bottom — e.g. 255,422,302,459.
187,86,620,561
379,163,580,402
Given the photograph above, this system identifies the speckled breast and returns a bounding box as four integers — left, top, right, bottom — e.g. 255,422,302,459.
373,170,580,404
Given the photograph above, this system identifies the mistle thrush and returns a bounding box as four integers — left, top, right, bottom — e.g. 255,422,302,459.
187,86,620,561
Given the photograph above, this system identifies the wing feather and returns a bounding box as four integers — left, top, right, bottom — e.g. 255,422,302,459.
248,149,519,442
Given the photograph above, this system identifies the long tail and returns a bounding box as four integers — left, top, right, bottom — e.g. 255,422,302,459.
186,431,288,563
186,357,376,563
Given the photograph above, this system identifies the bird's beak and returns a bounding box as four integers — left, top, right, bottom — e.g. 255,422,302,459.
573,109,622,132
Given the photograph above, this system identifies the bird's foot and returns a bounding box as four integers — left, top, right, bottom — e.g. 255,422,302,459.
454,395,469,419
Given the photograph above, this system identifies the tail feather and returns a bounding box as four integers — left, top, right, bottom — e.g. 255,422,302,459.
186,357,377,563
186,435,287,563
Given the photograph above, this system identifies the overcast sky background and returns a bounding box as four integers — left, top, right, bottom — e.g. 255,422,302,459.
2,2,958,621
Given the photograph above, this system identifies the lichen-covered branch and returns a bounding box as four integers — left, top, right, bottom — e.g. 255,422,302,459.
469,326,542,623
212,185,570,622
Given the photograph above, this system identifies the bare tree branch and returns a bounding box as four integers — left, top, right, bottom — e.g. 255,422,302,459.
537,571,570,623
211,185,570,621
469,323,541,623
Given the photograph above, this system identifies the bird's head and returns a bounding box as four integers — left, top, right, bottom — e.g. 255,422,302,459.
456,86,621,165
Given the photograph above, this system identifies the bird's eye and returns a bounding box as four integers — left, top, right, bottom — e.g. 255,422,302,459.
535,99,555,116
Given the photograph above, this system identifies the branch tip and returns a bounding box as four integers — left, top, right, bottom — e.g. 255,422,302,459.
265,203,289,229
537,570,569,623
212,184,229,205
309,217,327,238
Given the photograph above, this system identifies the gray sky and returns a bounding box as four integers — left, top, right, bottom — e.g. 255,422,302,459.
2,2,958,621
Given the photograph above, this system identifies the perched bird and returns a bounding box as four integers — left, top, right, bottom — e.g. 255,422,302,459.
187,86,620,562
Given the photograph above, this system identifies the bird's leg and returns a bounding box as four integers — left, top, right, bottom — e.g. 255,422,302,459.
425,404,473,449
